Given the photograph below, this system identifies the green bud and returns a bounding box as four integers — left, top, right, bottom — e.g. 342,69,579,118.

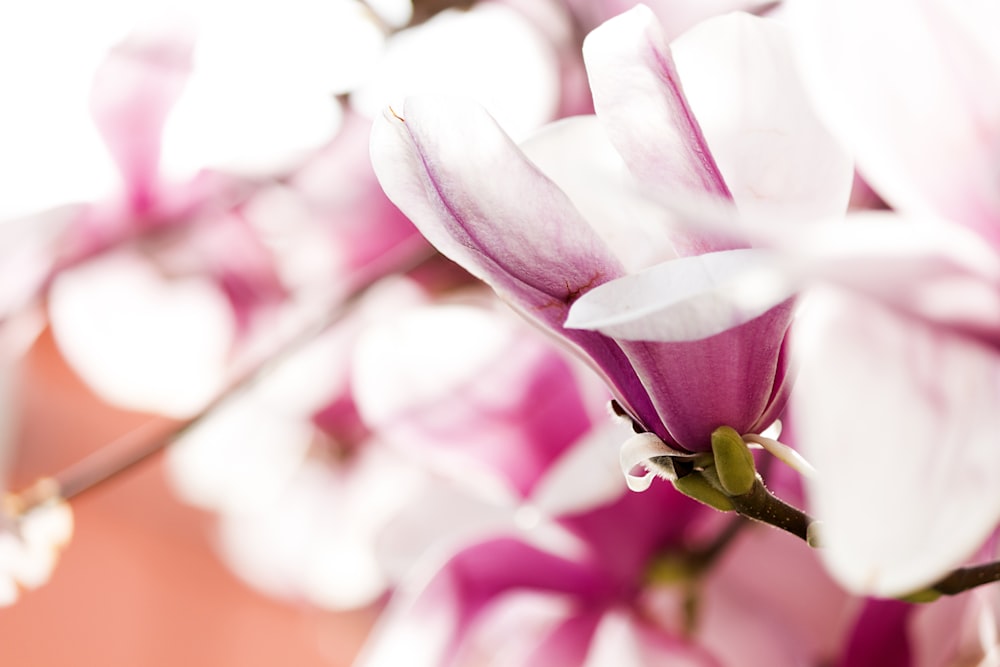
711,426,756,496
673,472,735,512
806,521,823,548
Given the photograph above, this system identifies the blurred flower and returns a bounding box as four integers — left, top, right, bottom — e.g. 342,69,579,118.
356,482,850,667
0,495,73,607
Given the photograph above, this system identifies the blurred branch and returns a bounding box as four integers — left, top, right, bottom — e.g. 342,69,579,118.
8,247,440,516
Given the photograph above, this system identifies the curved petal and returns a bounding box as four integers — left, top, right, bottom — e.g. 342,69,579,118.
670,12,853,224
355,537,604,667
619,299,793,450
788,0,1000,245
565,248,793,342
792,287,1000,596
352,303,596,499
583,5,732,210
520,115,679,274
371,96,622,317
370,95,665,435
777,213,1000,349
583,610,718,667
89,20,195,210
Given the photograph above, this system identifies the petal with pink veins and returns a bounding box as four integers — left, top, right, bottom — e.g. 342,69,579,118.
370,95,664,434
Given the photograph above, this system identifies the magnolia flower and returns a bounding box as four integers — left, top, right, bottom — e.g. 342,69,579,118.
370,6,850,477
356,480,850,667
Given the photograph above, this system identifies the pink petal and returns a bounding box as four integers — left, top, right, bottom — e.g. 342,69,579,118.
352,303,598,499
583,5,734,257
792,287,1000,596
788,0,1000,246
370,95,664,434
670,12,853,224
565,249,792,343
618,300,793,450
89,20,195,211
355,537,604,667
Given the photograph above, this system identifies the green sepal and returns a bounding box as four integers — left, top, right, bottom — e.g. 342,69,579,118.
673,472,735,512
711,426,756,496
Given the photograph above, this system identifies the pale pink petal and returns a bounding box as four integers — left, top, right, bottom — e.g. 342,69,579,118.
583,610,717,667
775,213,1000,348
89,20,195,211
351,3,560,140
706,525,853,664
583,5,734,258
519,115,679,274
49,250,235,418
565,249,792,342
370,95,664,433
788,0,1000,245
792,287,1000,596
352,303,597,499
670,12,853,224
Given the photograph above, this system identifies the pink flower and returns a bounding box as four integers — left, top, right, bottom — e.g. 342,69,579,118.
370,6,850,459
357,482,850,667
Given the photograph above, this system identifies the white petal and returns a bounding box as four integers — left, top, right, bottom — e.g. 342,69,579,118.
49,250,235,418
671,12,853,224
786,0,1000,237
520,115,679,274
793,287,1000,596
352,4,559,141
566,248,792,342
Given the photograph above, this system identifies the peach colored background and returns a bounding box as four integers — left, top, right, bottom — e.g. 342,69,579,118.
1,331,377,666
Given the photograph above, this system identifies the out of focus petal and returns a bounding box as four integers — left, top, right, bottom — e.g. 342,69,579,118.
670,12,853,224
787,0,1000,245
352,3,559,140
352,303,598,500
89,19,195,209
48,250,235,417
792,288,1000,596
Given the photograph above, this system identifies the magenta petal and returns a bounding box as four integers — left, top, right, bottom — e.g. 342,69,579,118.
357,537,606,667
621,300,794,450
89,21,196,211
836,599,912,667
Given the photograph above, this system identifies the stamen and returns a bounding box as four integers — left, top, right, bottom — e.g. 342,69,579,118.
620,432,695,491
741,433,817,479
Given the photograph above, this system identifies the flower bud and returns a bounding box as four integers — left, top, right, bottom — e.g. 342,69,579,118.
711,426,756,496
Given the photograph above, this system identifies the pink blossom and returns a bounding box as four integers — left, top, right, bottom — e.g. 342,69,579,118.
370,6,850,458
